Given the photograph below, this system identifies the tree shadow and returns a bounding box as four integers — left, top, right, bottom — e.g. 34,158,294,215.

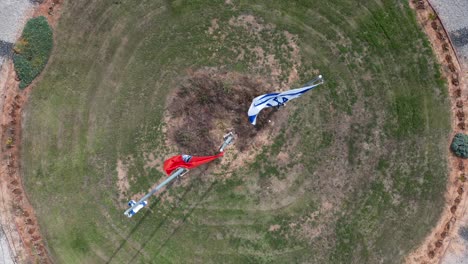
106,168,214,263
127,179,218,263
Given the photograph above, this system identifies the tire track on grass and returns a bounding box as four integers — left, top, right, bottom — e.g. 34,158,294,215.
130,179,218,263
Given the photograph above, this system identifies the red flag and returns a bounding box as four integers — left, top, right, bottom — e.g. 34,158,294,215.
163,153,224,175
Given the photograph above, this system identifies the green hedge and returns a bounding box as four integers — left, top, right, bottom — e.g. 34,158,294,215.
451,133,468,158
13,16,53,89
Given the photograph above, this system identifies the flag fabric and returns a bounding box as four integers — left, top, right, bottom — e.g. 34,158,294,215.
247,76,324,125
163,153,224,175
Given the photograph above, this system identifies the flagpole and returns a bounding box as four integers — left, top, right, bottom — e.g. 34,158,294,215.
124,132,235,218
303,75,323,87
124,167,188,217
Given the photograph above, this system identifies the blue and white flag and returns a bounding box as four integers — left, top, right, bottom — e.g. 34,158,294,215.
247,75,324,125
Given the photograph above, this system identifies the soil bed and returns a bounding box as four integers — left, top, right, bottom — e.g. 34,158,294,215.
167,69,281,154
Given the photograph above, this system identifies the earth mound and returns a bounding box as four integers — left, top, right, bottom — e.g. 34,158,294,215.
166,69,279,155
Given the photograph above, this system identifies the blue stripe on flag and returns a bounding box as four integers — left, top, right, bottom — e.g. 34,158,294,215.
248,115,257,124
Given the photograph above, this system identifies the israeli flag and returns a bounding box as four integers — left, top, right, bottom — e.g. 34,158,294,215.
247,75,324,125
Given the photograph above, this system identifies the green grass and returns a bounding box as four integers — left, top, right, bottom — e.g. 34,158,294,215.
22,0,450,263
13,16,53,89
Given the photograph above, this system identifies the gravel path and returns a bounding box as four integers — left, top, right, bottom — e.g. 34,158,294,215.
430,0,468,68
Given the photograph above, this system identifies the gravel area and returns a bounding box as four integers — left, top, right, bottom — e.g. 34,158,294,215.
430,0,468,67
0,229,15,264
0,0,34,43
0,40,13,58
441,204,468,263
0,0,34,71
460,226,468,241
442,237,468,264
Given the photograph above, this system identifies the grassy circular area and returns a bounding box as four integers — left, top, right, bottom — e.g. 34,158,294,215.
22,1,450,263
13,16,53,89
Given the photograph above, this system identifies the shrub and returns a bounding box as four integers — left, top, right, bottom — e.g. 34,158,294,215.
428,13,437,21
13,16,53,89
451,133,468,158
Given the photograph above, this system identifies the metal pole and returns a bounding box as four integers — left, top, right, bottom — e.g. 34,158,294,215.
124,168,188,217
139,168,187,203
303,75,324,87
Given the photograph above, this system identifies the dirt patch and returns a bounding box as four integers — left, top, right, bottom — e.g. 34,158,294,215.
283,31,301,85
289,209,329,242
268,224,281,232
166,68,281,155
269,176,289,193
207,19,219,35
321,200,334,212
116,158,130,204
276,151,289,167
144,152,164,170
36,0,62,27
228,15,268,33
300,222,323,241
405,1,468,263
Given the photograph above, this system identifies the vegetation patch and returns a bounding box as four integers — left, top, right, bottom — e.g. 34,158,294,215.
451,133,468,158
13,16,53,89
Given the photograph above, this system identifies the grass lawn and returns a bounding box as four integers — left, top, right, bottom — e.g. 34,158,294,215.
22,0,450,263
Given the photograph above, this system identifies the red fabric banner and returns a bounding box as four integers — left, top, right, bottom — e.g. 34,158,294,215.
163,153,224,175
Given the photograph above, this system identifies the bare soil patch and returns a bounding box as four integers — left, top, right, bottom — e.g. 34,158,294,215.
268,224,281,232
166,69,281,155
0,60,52,263
116,158,130,205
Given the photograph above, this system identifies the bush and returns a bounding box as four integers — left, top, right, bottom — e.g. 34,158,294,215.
451,133,468,158
13,16,53,89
